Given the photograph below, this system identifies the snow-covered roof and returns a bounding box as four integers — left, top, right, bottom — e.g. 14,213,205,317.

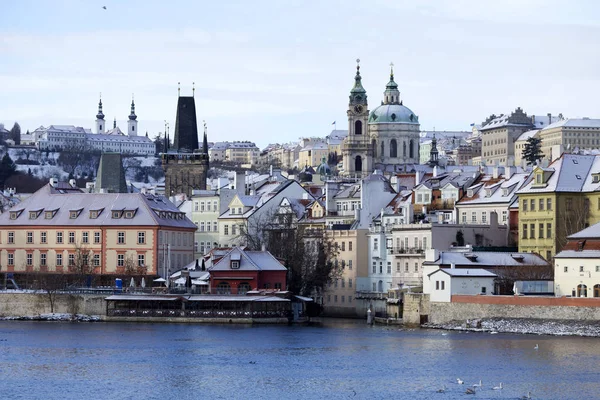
428,268,497,277
554,250,600,259
515,129,540,142
209,247,286,272
457,172,530,205
542,118,600,130
424,251,549,267
517,154,598,194
567,221,600,240
87,133,153,143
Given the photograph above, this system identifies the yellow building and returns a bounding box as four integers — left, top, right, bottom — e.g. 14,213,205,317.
0,181,196,276
517,154,600,260
298,141,329,169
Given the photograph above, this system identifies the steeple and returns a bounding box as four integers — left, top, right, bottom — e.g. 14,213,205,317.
127,95,138,136
202,120,209,154
429,133,439,166
349,58,367,105
383,62,400,105
95,93,106,134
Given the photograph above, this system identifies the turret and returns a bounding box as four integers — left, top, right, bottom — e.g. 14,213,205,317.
128,95,138,136
95,94,105,134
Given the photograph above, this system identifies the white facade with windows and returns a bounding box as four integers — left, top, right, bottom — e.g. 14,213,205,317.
428,268,496,302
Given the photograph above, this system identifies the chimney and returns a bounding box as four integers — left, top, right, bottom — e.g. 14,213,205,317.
531,115,536,125
433,166,438,178
547,113,552,124
415,170,421,185
234,171,245,194
450,263,455,270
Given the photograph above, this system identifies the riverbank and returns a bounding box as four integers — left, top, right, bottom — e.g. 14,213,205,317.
424,317,600,337
0,313,101,322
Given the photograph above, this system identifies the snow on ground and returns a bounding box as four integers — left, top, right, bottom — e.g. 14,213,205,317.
0,313,101,322
424,317,600,337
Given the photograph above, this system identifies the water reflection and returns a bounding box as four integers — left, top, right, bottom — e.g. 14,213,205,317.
1,320,599,399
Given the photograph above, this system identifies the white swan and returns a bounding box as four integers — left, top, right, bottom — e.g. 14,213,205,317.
492,382,503,390
456,378,464,384
472,380,482,388
521,391,532,399
534,344,539,350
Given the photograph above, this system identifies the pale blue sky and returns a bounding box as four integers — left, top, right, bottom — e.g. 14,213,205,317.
1,0,599,148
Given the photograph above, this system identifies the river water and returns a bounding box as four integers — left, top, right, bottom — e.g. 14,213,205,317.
1,319,599,400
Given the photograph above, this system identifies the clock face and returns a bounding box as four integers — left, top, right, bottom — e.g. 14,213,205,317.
354,105,363,114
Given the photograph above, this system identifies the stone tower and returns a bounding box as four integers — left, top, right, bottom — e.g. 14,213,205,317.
128,97,138,136
162,89,209,197
95,152,128,193
342,60,372,177
96,95,105,134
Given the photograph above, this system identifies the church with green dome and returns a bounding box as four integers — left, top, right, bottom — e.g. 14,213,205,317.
342,61,421,177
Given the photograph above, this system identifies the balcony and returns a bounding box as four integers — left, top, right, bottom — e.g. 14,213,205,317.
388,247,425,256
355,291,387,300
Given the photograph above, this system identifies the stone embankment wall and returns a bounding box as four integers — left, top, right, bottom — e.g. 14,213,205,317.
429,295,600,324
403,293,430,325
0,293,106,317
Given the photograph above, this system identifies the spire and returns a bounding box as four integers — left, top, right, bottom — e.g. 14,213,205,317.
349,59,367,105
113,117,116,129
129,94,137,121
192,82,195,97
429,133,439,166
178,82,181,97
383,62,400,105
96,93,105,120
202,120,208,154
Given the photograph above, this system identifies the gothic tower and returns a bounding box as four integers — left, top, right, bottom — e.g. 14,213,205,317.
128,96,138,136
96,95,105,134
342,60,372,177
162,86,209,197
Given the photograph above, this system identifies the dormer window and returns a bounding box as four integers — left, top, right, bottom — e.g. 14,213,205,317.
536,174,542,184
502,188,508,196
112,210,123,219
124,209,137,219
231,261,240,269
593,175,600,183
485,188,491,197
29,210,43,219
467,189,474,197
45,209,58,219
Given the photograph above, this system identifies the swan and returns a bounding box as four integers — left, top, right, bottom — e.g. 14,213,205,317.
456,378,464,384
472,380,482,388
534,344,539,350
492,383,503,390
521,391,532,399
465,388,476,395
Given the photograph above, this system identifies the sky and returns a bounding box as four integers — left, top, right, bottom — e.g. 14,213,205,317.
1,0,600,149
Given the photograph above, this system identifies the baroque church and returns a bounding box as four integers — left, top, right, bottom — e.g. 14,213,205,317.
342,61,421,177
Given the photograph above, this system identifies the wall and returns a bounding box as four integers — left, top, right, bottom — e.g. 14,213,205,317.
402,292,430,325
429,295,600,324
0,293,106,317
554,256,600,297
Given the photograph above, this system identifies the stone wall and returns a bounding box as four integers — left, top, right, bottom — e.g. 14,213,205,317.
429,295,600,324
403,293,430,325
0,293,106,317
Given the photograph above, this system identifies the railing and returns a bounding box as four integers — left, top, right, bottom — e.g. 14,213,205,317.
355,291,387,300
388,247,425,255
107,309,291,319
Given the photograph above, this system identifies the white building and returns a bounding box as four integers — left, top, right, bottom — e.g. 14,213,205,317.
428,267,497,302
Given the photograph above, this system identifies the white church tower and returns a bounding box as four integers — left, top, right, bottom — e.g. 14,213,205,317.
128,96,138,136
95,95,105,134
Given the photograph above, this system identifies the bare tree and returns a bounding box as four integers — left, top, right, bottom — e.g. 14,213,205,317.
69,242,94,286
555,196,590,254
34,273,68,313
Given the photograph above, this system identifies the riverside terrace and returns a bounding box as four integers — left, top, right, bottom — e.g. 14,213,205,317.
104,293,314,323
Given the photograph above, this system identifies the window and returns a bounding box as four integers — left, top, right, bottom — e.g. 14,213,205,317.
523,199,528,212
564,266,568,273
396,262,400,272
118,232,125,244
423,237,427,250
82,232,89,244
213,222,218,232
530,199,535,211
117,254,124,267
8,231,14,244
348,260,353,270
93,254,100,266
341,242,345,251
387,262,391,274
349,278,353,288
530,224,535,239
334,279,338,288
348,296,352,303
334,295,338,303
224,225,229,235
194,202,199,212
40,253,47,266
482,212,487,224
379,262,383,274
8,253,14,266
232,225,237,235
372,262,376,273
372,283,376,291
405,262,409,272
536,174,542,184
341,279,345,288
200,202,205,212
68,254,75,266
522,224,528,239
373,238,378,250
56,254,62,266
56,232,63,244
547,198,552,210
138,232,145,244
341,295,345,303
539,198,544,211
26,253,33,266
327,295,331,303
441,281,445,290
539,223,544,239
207,223,211,232
138,254,145,266
471,212,477,223
94,232,101,244
580,266,584,272
200,222,205,232
596,266,600,273
462,212,467,223
41,232,47,244
68,232,75,244
27,232,33,244
546,250,552,260
502,211,508,223
414,262,418,272
349,242,353,251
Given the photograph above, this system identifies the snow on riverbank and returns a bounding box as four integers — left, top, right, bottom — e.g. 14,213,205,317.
0,313,101,322
424,317,600,337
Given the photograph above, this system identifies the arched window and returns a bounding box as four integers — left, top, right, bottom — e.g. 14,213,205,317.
378,280,383,292
355,156,362,172
403,141,407,157
409,139,414,158
380,142,385,158
594,284,600,298
577,284,587,298
216,281,231,295
372,139,377,158
354,120,362,135
238,282,251,295
390,139,397,157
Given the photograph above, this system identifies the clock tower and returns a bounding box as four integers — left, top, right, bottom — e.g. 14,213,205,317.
342,59,372,177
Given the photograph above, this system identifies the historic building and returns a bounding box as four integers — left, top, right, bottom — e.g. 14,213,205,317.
538,118,600,162
342,62,420,177
480,108,534,167
162,90,210,197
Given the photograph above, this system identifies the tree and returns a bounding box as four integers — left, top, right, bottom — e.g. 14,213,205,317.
9,122,21,145
0,152,17,189
34,273,68,313
69,242,95,287
57,144,99,177
523,137,544,166
555,196,590,255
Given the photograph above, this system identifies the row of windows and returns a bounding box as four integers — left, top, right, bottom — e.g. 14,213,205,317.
522,223,552,239
522,198,553,212
434,280,446,290
5,252,147,267
6,231,146,245
375,237,428,251
461,211,508,224
562,265,600,273
333,259,353,270
331,278,353,288
326,294,352,304
373,261,419,274
193,200,218,212
335,241,353,251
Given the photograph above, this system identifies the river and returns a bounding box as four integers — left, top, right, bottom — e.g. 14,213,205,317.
1,319,599,400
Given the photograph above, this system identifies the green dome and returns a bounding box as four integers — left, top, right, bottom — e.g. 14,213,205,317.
368,104,419,124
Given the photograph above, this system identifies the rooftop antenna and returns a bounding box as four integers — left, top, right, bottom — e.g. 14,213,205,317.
192,82,195,97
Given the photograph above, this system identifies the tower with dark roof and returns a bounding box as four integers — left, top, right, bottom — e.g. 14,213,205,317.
95,152,128,193
161,87,209,197
128,96,138,136
96,95,105,134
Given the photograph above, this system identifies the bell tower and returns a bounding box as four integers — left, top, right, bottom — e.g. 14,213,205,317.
342,59,372,177
95,94,105,134
128,95,138,136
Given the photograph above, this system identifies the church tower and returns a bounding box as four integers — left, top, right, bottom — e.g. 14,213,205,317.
162,84,209,197
95,95,105,134
128,96,138,136
342,59,372,177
